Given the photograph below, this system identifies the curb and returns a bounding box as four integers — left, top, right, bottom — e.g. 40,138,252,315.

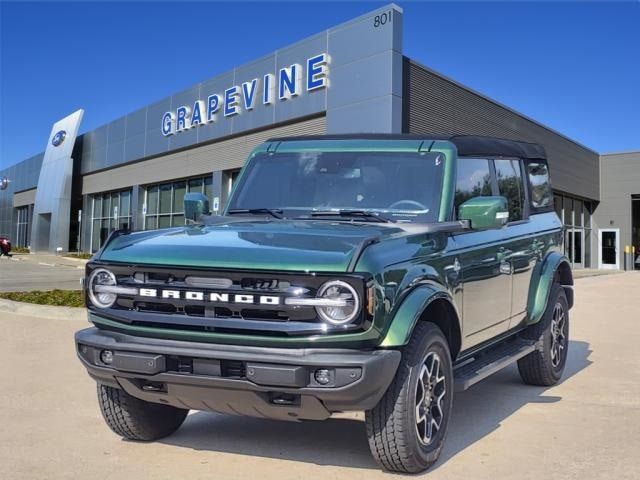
60,256,91,264
0,298,86,321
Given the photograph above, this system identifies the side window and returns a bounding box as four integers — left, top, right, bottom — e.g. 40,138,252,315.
455,158,493,218
494,159,525,222
526,162,553,211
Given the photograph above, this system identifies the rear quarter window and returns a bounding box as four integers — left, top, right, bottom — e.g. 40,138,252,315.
526,162,554,213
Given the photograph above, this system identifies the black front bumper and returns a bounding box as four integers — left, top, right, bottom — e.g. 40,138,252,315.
75,327,400,421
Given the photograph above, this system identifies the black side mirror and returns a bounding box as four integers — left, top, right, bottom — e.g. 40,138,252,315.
184,193,210,223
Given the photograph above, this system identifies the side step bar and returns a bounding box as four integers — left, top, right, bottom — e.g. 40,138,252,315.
454,338,538,392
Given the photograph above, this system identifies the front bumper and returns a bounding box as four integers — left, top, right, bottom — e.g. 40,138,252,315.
75,327,400,421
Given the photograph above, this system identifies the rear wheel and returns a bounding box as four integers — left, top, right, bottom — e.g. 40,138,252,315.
97,384,188,441
518,283,569,386
365,322,453,473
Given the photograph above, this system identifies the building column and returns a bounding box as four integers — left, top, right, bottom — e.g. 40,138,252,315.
210,171,223,214
131,185,144,231
81,195,92,252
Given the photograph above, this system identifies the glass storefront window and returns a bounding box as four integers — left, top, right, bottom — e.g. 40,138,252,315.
188,178,203,191
159,184,172,214
144,174,215,230
574,199,583,227
158,215,171,228
101,195,110,218
554,194,563,222
565,198,574,226
147,186,159,215
120,190,131,217
204,176,213,199
15,205,31,248
90,188,133,252
554,193,593,269
93,196,102,218
173,181,186,214
584,201,591,228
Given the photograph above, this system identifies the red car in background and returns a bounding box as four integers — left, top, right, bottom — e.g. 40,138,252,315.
0,235,12,257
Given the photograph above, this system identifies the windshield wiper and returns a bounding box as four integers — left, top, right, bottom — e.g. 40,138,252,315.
308,209,393,223
227,208,284,219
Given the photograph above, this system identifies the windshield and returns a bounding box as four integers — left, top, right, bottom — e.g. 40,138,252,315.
227,150,445,223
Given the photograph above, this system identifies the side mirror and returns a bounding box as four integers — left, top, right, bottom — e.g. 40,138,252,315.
184,193,210,223
458,196,509,230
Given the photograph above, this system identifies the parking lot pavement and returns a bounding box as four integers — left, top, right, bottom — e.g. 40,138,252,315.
1,273,639,480
0,254,85,291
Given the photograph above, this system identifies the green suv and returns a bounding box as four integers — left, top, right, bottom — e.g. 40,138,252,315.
76,135,573,473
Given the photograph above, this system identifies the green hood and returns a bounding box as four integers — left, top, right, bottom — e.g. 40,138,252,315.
98,219,405,272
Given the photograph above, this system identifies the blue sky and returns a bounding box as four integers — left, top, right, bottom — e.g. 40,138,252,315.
1,1,638,169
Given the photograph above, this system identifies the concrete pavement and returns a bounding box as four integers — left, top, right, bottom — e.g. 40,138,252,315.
0,253,86,292
1,273,639,479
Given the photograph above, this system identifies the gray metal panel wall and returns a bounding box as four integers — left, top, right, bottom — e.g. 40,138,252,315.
13,188,37,207
79,4,403,176
405,60,599,201
0,153,43,237
81,116,325,195
593,151,640,267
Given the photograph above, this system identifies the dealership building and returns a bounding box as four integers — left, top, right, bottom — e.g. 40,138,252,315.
0,4,637,270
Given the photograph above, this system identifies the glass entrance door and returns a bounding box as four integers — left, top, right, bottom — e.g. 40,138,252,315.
565,228,584,268
599,229,620,269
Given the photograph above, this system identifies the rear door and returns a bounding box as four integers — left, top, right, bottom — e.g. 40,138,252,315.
492,159,536,322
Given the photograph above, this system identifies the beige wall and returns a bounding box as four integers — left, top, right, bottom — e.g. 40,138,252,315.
13,188,36,207
82,116,326,195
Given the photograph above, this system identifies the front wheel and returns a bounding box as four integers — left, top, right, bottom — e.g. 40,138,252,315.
365,322,453,473
97,384,188,441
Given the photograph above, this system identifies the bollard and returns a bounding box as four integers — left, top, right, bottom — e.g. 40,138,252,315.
624,245,630,271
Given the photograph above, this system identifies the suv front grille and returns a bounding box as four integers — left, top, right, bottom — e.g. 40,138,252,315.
88,264,372,336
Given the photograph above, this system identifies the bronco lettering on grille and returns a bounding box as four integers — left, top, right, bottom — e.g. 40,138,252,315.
139,288,281,305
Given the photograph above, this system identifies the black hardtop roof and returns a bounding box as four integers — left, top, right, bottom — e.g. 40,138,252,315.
265,134,547,161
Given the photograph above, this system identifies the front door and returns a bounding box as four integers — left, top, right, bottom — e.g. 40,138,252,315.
565,228,584,269
452,157,512,350
453,230,513,350
599,229,619,269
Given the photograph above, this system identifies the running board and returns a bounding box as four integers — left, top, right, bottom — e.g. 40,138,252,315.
454,338,538,392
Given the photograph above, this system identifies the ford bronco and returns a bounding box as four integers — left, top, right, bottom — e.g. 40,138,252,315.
76,134,573,473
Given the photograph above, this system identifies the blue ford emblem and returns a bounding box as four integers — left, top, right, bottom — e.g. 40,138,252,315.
52,130,67,147
0,177,9,191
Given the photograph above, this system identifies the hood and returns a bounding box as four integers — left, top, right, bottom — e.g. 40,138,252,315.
98,219,408,272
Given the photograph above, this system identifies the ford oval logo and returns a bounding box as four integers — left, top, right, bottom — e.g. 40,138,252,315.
52,130,67,147
0,176,9,191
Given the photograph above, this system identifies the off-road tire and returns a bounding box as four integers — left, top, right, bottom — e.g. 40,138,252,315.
97,384,188,441
518,283,569,386
365,322,453,473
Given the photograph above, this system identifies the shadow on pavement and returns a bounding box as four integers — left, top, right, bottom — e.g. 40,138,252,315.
160,340,592,470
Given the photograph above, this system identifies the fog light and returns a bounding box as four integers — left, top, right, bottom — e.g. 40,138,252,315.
100,350,114,365
314,369,331,385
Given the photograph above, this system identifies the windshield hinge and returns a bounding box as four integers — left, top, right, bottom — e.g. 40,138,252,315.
418,140,436,153
266,141,282,154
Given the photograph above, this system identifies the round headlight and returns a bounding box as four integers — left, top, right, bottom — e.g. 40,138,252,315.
316,280,360,325
88,268,117,309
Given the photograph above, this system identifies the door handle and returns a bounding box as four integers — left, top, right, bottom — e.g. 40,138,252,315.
499,262,513,275
497,248,512,261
